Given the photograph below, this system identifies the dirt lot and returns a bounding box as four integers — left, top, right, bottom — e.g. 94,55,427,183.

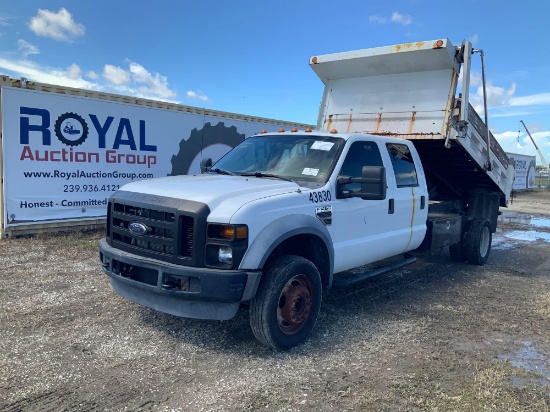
1,190,549,411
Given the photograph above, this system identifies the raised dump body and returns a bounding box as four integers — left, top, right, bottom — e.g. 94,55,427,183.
310,39,514,206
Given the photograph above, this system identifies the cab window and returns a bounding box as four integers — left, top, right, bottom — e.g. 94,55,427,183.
386,143,418,187
339,141,383,193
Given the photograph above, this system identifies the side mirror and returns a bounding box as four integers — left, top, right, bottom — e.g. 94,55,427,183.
359,166,386,200
200,157,212,174
337,166,386,200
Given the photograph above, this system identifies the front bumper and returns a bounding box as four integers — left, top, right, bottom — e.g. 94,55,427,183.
99,238,261,320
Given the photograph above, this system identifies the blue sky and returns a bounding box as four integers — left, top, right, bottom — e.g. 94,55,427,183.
1,0,549,165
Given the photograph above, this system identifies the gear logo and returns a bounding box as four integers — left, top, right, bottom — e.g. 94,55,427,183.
54,112,89,146
170,122,245,176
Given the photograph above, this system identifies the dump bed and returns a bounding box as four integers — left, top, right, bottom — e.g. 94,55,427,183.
310,39,514,206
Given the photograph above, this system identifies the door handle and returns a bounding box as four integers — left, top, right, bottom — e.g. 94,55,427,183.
420,195,426,210
388,198,394,214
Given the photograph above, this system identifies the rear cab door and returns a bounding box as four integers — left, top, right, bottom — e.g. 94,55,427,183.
381,140,428,253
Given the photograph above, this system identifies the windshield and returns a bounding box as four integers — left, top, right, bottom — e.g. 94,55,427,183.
211,135,344,183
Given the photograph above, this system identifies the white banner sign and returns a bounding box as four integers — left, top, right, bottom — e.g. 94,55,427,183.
507,152,536,190
1,87,296,226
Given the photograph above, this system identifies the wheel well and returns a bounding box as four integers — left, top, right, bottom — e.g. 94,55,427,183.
263,234,331,289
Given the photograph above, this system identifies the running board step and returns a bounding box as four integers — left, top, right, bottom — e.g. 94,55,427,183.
332,254,417,288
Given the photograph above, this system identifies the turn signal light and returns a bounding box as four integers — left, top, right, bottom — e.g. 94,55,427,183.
209,224,248,240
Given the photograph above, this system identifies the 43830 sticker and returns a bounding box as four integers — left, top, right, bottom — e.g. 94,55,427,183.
309,190,331,203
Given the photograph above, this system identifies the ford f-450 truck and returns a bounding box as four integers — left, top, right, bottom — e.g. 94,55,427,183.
99,39,514,350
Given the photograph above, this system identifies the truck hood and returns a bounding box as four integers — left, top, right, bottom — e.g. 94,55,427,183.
120,174,299,217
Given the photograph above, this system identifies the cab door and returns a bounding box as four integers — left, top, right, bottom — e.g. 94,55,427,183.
329,139,402,273
382,142,428,253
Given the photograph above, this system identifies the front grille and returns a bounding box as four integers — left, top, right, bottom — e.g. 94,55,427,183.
180,216,194,258
113,203,176,223
106,191,209,266
111,201,190,259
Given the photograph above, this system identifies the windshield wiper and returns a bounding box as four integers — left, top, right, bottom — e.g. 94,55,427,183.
240,172,296,183
211,168,236,176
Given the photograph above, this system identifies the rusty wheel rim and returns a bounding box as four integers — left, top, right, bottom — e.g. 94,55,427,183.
277,274,314,335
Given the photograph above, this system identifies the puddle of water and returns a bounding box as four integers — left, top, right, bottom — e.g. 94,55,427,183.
498,341,550,389
531,218,550,229
503,230,550,243
491,236,516,250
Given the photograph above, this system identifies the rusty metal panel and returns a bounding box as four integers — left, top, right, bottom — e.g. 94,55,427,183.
310,39,458,81
318,68,454,138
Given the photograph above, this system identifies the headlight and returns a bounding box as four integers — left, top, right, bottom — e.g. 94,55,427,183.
218,246,233,264
205,224,248,269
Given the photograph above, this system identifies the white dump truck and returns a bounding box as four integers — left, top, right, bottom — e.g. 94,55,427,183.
99,39,514,350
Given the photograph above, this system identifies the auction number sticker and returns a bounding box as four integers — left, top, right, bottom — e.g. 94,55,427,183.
309,190,331,203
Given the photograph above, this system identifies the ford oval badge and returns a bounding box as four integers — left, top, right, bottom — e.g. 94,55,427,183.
129,222,149,236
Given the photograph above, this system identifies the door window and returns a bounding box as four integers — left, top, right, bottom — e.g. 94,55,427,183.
386,143,418,187
339,141,383,193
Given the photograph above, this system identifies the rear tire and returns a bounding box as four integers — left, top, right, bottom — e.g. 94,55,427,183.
249,255,322,350
465,218,492,265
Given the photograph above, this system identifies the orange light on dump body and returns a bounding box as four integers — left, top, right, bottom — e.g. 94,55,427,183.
278,128,285,132
291,128,298,132
260,129,267,134
330,129,338,134
305,127,313,132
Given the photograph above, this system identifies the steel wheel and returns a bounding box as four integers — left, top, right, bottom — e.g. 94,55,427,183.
277,274,314,335
479,225,491,257
249,255,322,350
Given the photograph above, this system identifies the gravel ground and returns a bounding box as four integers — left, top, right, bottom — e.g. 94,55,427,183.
1,190,549,411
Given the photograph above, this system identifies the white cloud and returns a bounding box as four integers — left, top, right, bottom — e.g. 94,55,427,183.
103,64,131,85
471,82,517,113
369,12,412,26
128,61,176,100
66,63,81,80
510,93,550,107
0,56,178,103
391,12,412,26
28,8,85,42
482,82,517,107
0,14,11,27
186,90,209,102
493,131,519,141
17,39,40,57
490,110,536,118
469,34,479,46
368,15,387,24
0,57,98,89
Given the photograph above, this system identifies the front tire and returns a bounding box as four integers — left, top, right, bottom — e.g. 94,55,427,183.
249,255,322,350
465,218,492,265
